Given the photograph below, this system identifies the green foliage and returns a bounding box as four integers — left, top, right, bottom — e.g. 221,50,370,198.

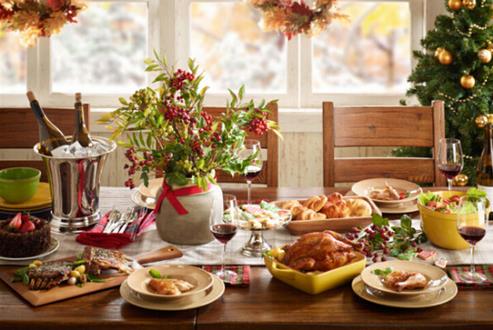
100,52,280,189
402,0,493,183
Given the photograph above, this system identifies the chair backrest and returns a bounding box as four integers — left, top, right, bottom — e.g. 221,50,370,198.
322,101,446,187
0,105,90,182
203,102,279,187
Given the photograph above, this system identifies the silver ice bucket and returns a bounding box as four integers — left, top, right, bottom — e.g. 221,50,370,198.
34,137,116,233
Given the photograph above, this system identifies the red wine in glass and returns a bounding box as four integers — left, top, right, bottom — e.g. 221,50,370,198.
438,164,462,179
210,223,237,244
459,226,486,245
245,165,262,180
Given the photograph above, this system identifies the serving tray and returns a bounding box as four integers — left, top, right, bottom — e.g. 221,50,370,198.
0,246,182,306
284,196,381,235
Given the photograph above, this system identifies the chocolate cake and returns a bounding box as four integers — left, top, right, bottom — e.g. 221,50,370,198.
0,214,51,258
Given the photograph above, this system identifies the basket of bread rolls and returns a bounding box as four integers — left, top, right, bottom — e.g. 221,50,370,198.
275,193,381,235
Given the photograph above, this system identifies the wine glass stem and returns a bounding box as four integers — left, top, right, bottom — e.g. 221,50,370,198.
247,180,252,204
470,245,476,276
447,178,452,191
222,243,227,276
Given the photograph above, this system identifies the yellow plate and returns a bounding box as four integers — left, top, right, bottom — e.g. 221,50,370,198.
417,190,469,250
264,252,366,295
0,182,51,211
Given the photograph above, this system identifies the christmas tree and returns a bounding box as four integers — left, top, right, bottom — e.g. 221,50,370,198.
402,0,493,183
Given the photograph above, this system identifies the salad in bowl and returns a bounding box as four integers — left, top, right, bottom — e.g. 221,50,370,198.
417,188,488,250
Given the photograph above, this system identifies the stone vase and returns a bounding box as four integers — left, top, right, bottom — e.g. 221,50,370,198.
155,183,223,245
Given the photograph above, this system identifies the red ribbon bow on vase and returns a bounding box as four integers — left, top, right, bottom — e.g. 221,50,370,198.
153,180,211,215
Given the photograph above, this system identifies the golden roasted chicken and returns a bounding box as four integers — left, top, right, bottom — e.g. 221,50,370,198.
282,231,358,272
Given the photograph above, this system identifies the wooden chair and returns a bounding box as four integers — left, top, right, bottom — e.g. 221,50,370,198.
0,105,90,182
203,102,279,187
322,101,446,187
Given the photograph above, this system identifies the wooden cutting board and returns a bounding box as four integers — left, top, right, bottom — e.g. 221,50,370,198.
0,245,182,306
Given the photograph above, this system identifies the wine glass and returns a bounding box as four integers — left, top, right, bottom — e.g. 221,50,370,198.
437,138,463,190
456,197,489,283
210,194,239,281
241,139,263,204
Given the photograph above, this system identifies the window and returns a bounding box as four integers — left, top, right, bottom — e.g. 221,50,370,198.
0,33,27,93
190,2,287,93
51,2,148,94
0,0,425,109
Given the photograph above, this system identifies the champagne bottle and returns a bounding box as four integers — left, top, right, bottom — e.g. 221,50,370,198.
476,114,493,219
73,93,93,147
26,91,68,156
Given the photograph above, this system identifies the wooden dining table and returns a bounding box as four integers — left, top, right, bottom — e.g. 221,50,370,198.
0,186,492,330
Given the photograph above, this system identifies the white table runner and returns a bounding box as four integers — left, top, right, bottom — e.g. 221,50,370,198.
1,187,492,266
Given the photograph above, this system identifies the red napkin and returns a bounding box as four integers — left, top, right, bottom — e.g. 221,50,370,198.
201,265,250,286
76,210,155,249
447,265,493,289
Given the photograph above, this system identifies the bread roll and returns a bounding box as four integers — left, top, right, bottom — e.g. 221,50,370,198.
302,195,328,212
346,199,372,217
327,192,344,204
320,201,349,219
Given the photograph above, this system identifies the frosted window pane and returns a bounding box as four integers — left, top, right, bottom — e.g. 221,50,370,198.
190,2,287,93
51,2,147,94
312,2,411,93
0,32,26,93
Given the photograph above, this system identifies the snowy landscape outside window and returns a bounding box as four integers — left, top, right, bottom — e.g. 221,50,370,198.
51,1,148,94
190,1,288,94
312,1,411,94
0,0,421,108
0,33,27,93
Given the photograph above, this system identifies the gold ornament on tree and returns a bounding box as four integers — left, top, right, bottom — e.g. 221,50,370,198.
434,47,444,58
438,49,453,65
478,49,492,63
476,115,489,128
460,74,476,89
448,0,462,10
462,0,476,9
452,174,469,187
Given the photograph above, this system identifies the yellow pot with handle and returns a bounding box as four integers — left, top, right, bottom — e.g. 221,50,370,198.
418,191,470,250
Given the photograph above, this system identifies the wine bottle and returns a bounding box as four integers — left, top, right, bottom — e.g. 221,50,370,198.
476,114,493,219
26,91,68,155
73,93,93,147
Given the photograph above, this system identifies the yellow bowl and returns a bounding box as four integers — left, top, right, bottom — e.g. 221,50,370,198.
417,190,469,250
263,252,366,295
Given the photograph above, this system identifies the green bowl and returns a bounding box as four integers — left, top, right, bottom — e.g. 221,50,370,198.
0,167,41,204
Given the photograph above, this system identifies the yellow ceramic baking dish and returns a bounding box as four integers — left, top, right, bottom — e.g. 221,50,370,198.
417,190,469,250
263,252,366,295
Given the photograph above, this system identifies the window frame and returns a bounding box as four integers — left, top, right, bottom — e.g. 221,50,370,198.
0,0,427,109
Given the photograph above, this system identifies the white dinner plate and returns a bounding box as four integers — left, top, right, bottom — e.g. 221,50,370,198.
352,178,422,205
120,274,225,311
130,189,155,210
0,237,60,261
352,275,457,308
126,265,214,300
361,260,449,296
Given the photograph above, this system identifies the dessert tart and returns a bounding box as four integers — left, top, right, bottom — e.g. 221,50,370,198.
0,213,51,258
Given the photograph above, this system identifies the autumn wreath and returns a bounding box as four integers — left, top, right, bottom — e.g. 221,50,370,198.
248,0,347,39
0,0,85,46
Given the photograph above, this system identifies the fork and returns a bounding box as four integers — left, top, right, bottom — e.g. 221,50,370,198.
103,209,122,233
114,207,139,234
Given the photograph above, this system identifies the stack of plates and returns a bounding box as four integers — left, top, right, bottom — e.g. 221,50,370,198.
352,260,457,308
130,178,163,210
351,178,422,214
0,182,52,219
121,265,225,311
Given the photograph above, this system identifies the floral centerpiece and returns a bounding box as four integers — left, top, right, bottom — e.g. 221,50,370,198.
0,0,85,46
100,53,279,244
